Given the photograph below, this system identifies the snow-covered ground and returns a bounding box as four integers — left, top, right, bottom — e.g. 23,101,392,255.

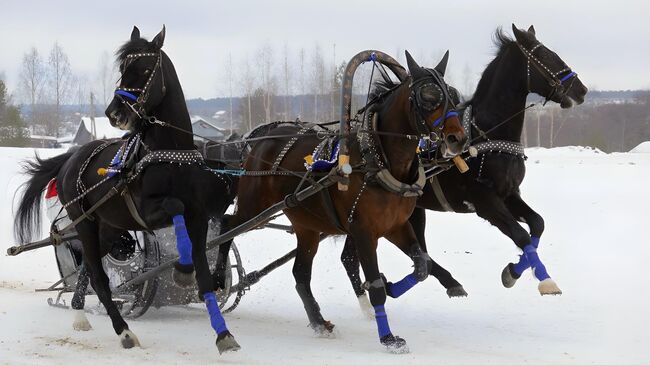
1,146,649,364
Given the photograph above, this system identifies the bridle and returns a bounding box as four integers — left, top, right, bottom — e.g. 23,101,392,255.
409,68,459,144
517,42,577,105
114,51,166,122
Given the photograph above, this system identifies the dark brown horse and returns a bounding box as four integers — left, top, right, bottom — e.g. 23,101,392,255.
216,51,466,353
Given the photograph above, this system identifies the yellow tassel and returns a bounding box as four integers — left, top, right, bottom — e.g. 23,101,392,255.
303,155,313,164
97,168,108,176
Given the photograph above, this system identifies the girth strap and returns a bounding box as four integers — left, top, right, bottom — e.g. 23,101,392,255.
122,187,150,230
429,175,454,212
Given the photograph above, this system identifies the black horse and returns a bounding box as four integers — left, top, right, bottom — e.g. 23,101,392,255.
14,26,240,354
342,24,588,303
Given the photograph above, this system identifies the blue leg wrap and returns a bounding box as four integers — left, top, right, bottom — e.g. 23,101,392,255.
172,215,193,266
204,292,228,334
373,305,391,338
523,240,550,281
512,236,540,276
386,273,418,298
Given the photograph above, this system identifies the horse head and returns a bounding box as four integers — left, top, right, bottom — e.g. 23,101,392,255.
404,50,466,156
106,26,169,131
512,24,588,108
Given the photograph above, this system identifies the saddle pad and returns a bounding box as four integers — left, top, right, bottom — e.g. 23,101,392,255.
305,137,340,171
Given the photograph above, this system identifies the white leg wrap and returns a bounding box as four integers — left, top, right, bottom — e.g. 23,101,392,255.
72,309,92,331
538,278,562,295
119,329,141,348
357,294,375,320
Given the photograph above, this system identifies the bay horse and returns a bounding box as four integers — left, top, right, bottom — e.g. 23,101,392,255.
342,24,588,302
14,26,240,354
215,51,466,353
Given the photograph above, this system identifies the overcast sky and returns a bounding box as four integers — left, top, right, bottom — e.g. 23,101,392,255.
1,0,648,100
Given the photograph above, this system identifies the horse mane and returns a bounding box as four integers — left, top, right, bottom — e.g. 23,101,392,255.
469,27,516,105
116,37,153,65
369,78,400,100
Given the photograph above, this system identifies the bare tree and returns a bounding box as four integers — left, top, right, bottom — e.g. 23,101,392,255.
228,53,234,132
330,43,336,121
18,47,46,125
462,63,474,98
257,43,275,124
48,42,73,134
282,44,292,121
239,56,256,131
298,47,305,118
310,43,325,122
97,51,115,107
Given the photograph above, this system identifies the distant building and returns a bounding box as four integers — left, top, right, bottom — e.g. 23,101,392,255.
72,117,126,145
25,135,59,148
191,116,226,141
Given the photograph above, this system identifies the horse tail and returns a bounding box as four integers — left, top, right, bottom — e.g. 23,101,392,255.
14,151,74,243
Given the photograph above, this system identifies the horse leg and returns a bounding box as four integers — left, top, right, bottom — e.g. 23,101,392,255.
472,191,561,295
71,263,92,331
501,194,559,294
161,198,196,288
340,236,374,319
292,227,335,336
353,233,409,353
184,212,240,354
409,207,467,297
382,223,433,299
75,221,138,348
212,214,234,291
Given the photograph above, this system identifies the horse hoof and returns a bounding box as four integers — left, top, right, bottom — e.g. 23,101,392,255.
538,278,562,295
172,268,196,288
446,285,468,298
357,294,375,320
119,329,141,349
380,334,410,354
501,263,520,288
311,321,336,338
72,310,92,331
216,331,241,354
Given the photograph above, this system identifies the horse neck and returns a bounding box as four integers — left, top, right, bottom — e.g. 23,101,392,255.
376,86,418,181
145,58,194,150
472,45,529,143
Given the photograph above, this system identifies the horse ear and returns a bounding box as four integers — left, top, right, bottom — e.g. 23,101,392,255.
405,50,427,79
512,23,526,43
130,26,140,41
434,50,449,77
527,25,536,36
152,25,166,49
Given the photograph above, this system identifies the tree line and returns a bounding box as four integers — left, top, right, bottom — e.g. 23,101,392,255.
521,91,650,152
0,78,28,147
15,43,115,137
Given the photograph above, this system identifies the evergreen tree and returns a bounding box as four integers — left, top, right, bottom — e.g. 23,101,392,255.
0,80,28,147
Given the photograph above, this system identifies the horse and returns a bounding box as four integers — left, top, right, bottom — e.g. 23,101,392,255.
14,26,240,354
341,24,589,303
213,51,466,353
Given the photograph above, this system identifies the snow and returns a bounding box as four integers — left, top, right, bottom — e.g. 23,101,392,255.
1,146,649,364
629,141,650,153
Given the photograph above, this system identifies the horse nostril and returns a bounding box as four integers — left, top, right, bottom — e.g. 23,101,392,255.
446,134,458,144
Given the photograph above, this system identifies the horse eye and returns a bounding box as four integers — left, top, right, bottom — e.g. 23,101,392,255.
144,69,151,75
